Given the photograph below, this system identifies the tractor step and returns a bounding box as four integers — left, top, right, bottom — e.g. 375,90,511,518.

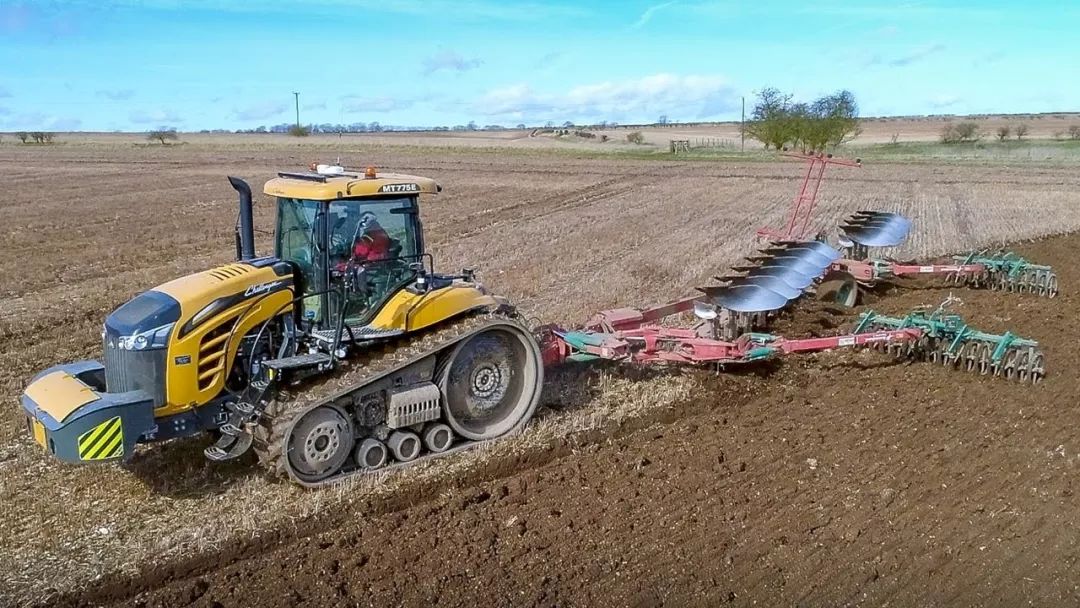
204,428,254,461
310,325,403,345
263,352,334,371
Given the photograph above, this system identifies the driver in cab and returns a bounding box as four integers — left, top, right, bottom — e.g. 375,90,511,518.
334,210,392,272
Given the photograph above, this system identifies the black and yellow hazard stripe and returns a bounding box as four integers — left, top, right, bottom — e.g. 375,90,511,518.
77,416,124,461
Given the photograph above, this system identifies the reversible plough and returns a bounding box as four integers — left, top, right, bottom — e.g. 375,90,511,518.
538,152,1052,383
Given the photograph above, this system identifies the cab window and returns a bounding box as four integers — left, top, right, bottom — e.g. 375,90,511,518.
327,197,420,323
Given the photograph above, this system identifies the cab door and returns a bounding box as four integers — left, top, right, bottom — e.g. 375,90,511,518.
326,196,422,325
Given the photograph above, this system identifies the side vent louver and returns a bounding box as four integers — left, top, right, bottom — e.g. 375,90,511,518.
197,315,239,391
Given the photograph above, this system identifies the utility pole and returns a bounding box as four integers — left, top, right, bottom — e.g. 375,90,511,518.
740,95,745,153
293,91,301,129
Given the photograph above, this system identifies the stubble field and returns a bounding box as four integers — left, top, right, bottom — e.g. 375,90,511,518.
2,140,1080,606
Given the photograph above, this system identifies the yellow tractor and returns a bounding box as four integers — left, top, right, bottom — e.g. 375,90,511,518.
21,165,544,486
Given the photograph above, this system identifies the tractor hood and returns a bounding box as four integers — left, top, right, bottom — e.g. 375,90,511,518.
147,258,293,340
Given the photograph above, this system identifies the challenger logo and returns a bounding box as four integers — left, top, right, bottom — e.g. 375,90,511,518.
78,416,124,461
378,183,420,193
244,280,284,297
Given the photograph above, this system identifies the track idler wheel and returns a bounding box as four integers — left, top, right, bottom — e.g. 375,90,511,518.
438,323,543,441
286,405,355,483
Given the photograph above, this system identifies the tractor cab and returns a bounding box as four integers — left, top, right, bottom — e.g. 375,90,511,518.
264,165,441,329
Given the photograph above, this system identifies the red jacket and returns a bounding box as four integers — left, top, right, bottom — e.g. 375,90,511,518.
352,223,392,262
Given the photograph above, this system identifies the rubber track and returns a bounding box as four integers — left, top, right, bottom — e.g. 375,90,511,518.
252,311,526,488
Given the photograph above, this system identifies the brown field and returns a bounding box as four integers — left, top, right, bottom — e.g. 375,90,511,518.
2,140,1080,607
37,111,1080,151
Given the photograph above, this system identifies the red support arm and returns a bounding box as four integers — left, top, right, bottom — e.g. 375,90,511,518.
773,328,923,354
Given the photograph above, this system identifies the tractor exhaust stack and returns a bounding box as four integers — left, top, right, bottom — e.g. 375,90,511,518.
228,176,256,261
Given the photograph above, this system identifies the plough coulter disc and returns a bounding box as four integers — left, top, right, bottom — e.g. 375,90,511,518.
724,276,802,300
841,211,912,248
707,284,792,313
762,255,825,277
740,265,817,290
771,240,843,261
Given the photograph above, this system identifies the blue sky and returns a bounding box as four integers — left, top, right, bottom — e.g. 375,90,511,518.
0,0,1075,131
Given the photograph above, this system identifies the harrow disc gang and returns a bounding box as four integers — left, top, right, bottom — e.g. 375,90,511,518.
854,309,1046,384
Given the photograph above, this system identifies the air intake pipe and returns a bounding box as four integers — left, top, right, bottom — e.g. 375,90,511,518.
227,176,256,261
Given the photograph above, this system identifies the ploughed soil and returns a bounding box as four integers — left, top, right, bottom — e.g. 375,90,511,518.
48,232,1080,607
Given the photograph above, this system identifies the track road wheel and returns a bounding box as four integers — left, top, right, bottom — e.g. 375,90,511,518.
439,324,543,441
387,431,421,463
286,405,354,483
354,438,388,470
1046,273,1058,299
423,423,454,453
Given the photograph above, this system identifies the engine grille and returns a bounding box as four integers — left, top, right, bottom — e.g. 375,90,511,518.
103,339,167,406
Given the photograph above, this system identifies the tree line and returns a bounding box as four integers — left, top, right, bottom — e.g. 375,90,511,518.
743,88,861,151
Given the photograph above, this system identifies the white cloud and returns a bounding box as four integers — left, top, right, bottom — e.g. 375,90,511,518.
423,49,483,75
0,112,82,130
229,101,288,121
129,108,184,124
631,1,676,30
302,100,327,111
476,73,738,122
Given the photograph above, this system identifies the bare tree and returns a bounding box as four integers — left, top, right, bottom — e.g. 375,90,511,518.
941,122,980,143
1070,125,1080,140
1015,124,1029,140
15,132,28,143
147,128,180,144
996,125,1011,142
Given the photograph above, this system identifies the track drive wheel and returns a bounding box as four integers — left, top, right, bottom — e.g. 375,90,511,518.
286,405,355,483
438,323,543,441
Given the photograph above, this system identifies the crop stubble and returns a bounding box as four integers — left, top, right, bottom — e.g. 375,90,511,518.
1,143,1079,606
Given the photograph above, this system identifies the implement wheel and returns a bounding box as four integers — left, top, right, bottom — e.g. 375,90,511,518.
439,323,543,441
818,272,860,308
